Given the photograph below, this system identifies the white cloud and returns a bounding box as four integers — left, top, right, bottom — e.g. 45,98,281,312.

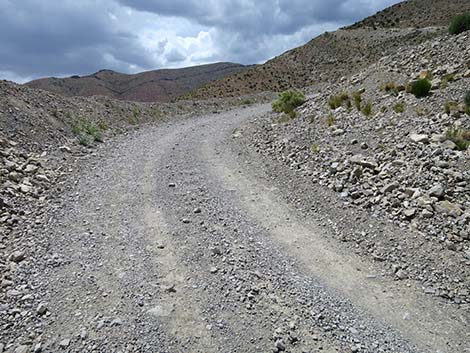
0,0,403,81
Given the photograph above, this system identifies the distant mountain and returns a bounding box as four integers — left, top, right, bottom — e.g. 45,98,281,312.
25,62,247,102
186,0,470,100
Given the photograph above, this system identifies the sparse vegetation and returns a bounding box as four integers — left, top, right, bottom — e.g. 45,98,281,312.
444,101,459,114
465,91,470,113
410,78,432,98
272,90,306,114
152,107,164,120
362,102,373,116
328,92,349,109
441,73,455,88
381,81,399,96
352,91,362,111
326,114,336,126
446,127,470,150
240,98,253,106
393,102,405,113
71,116,104,144
97,121,109,131
449,13,470,35
310,143,320,153
415,106,430,116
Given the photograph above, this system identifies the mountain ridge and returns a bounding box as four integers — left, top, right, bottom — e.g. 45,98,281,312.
25,62,247,102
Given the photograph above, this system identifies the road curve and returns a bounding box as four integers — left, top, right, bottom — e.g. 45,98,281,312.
37,105,469,353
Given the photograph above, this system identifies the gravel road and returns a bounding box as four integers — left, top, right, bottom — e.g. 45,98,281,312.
26,105,469,352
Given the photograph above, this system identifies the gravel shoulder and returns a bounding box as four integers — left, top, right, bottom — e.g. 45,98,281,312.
2,105,468,352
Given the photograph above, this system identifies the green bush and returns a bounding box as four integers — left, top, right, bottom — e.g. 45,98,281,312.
272,90,306,114
449,13,470,35
465,91,470,108
411,78,432,98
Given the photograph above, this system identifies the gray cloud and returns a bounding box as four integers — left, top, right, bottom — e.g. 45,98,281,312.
0,0,402,82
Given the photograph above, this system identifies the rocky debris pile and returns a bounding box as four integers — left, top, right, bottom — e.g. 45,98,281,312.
0,136,56,229
0,135,58,353
0,80,272,154
243,31,470,304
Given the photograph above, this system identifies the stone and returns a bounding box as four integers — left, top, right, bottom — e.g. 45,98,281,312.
381,182,399,194
428,184,445,199
168,183,176,187
193,207,202,214
58,145,72,153
36,303,47,315
36,174,50,182
396,269,407,280
8,171,21,182
350,155,378,169
14,345,30,353
24,164,38,173
210,266,218,274
403,209,416,218
59,339,70,348
421,209,434,218
275,339,286,351
435,201,463,218
430,134,446,143
111,318,123,326
33,343,42,353
10,250,26,263
409,133,429,144
19,184,32,193
441,140,457,150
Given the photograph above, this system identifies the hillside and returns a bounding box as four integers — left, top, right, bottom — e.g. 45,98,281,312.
186,0,470,100
25,62,247,102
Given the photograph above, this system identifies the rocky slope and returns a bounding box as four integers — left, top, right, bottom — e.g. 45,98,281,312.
186,0,470,100
26,62,247,102
241,31,470,305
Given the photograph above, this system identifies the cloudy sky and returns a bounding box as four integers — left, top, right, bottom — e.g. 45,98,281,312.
0,0,401,83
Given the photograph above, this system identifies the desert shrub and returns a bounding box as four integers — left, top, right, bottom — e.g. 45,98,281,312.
352,91,362,110
241,98,253,106
328,92,349,109
440,74,454,89
393,102,405,113
415,107,428,116
78,135,92,147
381,81,399,95
449,13,470,35
410,78,431,98
72,117,104,143
272,90,306,114
362,102,373,116
465,91,470,109
326,114,336,126
152,107,164,119
444,101,458,114
446,127,470,150
97,121,109,130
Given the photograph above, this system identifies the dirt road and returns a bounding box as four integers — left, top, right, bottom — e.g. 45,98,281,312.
33,105,469,352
